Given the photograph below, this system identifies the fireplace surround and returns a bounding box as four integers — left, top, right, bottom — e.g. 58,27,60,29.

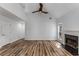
65,34,78,55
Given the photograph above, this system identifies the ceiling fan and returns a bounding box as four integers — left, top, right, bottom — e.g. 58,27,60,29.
32,3,48,14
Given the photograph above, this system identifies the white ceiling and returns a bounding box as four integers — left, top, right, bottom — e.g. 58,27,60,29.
21,3,79,19
0,5,24,23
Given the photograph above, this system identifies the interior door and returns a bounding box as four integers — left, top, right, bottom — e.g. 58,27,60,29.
0,23,10,46
58,23,63,42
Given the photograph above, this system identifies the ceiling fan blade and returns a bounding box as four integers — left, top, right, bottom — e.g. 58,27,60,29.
41,11,48,14
32,10,39,13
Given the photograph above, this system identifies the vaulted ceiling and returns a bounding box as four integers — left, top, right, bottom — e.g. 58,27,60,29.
20,3,79,19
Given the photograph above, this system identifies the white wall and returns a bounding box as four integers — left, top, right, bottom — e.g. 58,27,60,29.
25,13,57,40
0,15,25,47
57,7,79,31
57,7,79,44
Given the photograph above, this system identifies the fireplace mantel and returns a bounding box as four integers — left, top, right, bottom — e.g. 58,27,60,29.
64,31,79,36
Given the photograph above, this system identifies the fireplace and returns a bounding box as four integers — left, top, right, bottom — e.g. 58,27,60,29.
65,34,78,55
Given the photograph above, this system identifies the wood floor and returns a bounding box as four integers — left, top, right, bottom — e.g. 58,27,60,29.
0,39,72,56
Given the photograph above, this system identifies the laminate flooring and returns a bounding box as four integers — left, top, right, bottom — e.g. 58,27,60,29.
0,39,72,56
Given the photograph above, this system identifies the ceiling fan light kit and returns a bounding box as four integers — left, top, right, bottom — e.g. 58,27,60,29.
32,3,48,14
